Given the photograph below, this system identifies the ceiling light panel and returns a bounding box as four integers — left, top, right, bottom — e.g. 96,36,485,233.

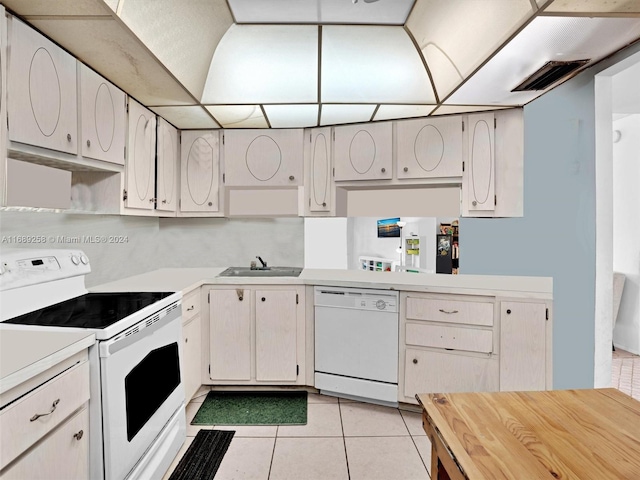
320,105,376,126
373,105,437,121
1,0,112,16
28,18,195,105
227,0,415,25
263,105,319,128
206,105,268,128
447,16,640,105
322,26,435,104
201,25,318,104
545,0,640,14
151,106,219,129
119,0,233,101
406,0,534,101
432,105,511,115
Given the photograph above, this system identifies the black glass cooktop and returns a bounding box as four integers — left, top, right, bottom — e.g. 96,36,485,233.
4,292,175,329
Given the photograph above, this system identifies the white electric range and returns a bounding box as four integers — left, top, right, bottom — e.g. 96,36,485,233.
0,249,186,480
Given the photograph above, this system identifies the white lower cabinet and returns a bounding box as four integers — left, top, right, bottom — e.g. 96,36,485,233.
0,407,89,480
208,286,305,385
404,349,498,399
499,301,549,391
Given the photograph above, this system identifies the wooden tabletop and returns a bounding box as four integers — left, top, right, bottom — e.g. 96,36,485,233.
417,389,640,479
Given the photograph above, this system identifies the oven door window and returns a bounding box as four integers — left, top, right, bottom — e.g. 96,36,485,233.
124,342,181,441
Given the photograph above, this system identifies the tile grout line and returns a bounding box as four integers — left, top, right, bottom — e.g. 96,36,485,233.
266,426,279,480
400,411,431,478
338,398,351,480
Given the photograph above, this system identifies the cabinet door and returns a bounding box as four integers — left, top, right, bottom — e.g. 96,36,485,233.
396,116,462,179
500,302,546,391
224,129,303,187
333,122,392,181
404,349,498,399
464,112,495,212
209,289,251,381
8,18,77,154
182,315,201,401
255,290,297,381
156,118,179,213
79,63,126,165
180,130,220,213
125,99,156,210
1,407,88,480
305,127,332,213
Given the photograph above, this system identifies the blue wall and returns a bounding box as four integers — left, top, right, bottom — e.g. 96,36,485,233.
460,43,640,389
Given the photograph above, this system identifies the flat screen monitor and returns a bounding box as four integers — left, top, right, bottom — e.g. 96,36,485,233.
377,217,400,238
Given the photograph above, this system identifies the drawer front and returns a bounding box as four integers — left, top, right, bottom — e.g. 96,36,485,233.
0,361,90,469
404,349,498,400
0,407,89,480
406,297,494,326
182,288,201,322
406,323,493,353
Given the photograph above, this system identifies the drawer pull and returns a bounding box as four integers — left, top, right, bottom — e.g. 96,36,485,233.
73,430,84,441
30,399,60,422
438,309,459,314
413,358,418,364
186,306,195,311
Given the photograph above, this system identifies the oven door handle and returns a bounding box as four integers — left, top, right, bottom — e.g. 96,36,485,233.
99,306,181,357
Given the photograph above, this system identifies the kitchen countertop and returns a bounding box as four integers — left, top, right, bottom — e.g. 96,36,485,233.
91,267,552,299
0,327,95,395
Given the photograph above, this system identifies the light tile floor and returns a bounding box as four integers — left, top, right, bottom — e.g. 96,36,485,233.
163,388,432,480
612,348,640,401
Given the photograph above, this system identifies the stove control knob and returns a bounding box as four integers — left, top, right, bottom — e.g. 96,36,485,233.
80,255,89,265
376,299,386,310
71,255,80,265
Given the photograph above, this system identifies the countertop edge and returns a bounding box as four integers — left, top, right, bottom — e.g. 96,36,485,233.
0,333,95,395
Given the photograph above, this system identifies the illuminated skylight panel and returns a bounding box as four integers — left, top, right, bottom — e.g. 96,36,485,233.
373,105,437,121
206,105,268,128
320,105,376,126
263,105,319,128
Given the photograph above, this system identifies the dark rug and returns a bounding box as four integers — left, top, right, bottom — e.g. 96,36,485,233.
168,430,234,480
191,391,307,425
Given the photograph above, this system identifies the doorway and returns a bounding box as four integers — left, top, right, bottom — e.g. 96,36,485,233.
594,51,640,388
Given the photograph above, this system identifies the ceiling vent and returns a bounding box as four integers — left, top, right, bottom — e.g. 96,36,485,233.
512,60,590,92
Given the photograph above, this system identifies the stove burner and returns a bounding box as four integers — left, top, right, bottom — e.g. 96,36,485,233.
3,292,175,329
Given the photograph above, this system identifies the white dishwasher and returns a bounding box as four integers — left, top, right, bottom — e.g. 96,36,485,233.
314,286,399,406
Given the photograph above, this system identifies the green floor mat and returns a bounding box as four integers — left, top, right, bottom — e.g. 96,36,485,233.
191,391,307,426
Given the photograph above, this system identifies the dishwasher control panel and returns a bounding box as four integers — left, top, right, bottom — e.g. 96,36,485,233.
314,287,398,313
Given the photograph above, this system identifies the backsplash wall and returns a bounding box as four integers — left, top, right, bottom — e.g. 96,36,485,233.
0,212,304,287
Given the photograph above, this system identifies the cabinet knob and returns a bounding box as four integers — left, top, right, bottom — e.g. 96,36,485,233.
208,202,213,206
506,309,512,314
73,430,84,441
86,139,91,147
67,134,72,142
238,296,243,301
381,168,386,173
185,337,188,343
404,167,408,172
322,202,326,207
289,175,295,181
162,199,167,204
261,297,266,302
472,200,478,206
413,358,418,364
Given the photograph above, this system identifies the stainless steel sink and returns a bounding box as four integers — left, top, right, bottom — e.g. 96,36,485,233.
217,266,303,277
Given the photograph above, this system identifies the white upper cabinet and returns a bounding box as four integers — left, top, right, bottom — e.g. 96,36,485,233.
8,18,77,154
125,99,156,210
180,130,221,213
304,127,333,214
79,63,126,165
156,118,179,214
463,112,495,213
462,109,523,218
333,122,392,181
223,129,304,187
396,116,463,179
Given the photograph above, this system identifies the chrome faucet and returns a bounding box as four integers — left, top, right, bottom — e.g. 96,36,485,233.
255,256,269,270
